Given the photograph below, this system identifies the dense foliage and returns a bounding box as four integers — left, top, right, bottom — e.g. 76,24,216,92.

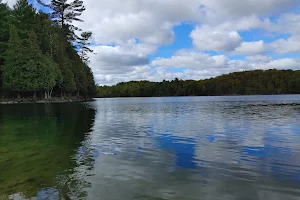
97,69,300,97
0,0,96,99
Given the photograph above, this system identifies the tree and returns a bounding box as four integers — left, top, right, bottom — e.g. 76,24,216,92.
78,31,93,64
85,65,96,97
40,55,58,99
36,0,85,41
12,0,36,39
25,31,59,98
96,70,300,98
0,1,11,64
2,25,27,97
0,0,96,100
0,1,11,94
59,57,77,96
3,27,58,98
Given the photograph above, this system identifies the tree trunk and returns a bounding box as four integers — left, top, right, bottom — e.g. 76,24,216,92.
17,93,20,98
61,89,63,99
45,91,48,99
77,89,80,97
33,91,37,99
50,88,53,98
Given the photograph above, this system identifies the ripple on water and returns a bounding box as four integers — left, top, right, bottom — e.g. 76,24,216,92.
1,96,300,199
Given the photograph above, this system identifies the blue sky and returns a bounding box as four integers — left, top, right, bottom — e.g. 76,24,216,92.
5,0,300,85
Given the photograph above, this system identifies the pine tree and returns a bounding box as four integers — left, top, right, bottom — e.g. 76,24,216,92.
28,31,61,99
36,0,85,41
0,1,11,93
1,0,96,99
12,0,36,39
85,65,96,97
0,1,11,63
2,25,27,96
40,55,58,99
78,31,93,64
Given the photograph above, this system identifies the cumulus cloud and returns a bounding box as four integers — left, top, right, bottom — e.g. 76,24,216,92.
233,40,266,55
190,26,242,51
249,58,300,70
246,55,273,63
189,16,265,52
89,41,155,74
78,0,203,46
269,36,300,54
150,50,300,83
200,0,299,18
152,50,230,70
263,13,300,35
94,65,153,86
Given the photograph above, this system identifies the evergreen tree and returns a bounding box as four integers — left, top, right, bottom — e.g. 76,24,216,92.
96,70,300,98
12,0,36,39
37,0,85,41
2,25,27,96
0,1,11,93
0,0,95,100
40,55,58,99
85,65,96,97
0,1,10,63
78,31,93,64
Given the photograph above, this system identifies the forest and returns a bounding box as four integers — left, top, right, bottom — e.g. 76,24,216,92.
0,0,96,100
97,69,300,97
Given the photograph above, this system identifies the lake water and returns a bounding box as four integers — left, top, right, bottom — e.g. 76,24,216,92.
1,95,300,200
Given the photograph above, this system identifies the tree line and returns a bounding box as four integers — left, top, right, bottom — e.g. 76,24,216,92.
0,0,96,99
97,69,300,97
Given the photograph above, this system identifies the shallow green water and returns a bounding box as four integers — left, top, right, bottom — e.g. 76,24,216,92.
1,96,300,199
0,103,95,199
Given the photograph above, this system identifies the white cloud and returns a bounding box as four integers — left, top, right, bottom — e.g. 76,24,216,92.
233,40,266,55
89,41,156,74
149,49,300,85
269,35,300,54
249,58,300,70
263,13,300,35
78,0,203,46
190,16,264,52
246,55,273,63
190,26,242,51
152,50,230,70
95,65,153,86
200,0,299,18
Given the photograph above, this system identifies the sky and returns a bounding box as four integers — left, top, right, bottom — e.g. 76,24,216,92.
4,0,300,85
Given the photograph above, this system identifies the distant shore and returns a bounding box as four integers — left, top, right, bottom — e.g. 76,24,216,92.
0,97,93,105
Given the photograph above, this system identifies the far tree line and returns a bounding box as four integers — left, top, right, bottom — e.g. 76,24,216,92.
0,0,96,99
96,69,300,97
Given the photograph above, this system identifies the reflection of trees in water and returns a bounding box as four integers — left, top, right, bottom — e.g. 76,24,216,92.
54,134,96,199
0,103,96,199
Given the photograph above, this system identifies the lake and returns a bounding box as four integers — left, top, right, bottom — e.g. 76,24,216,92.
1,95,300,200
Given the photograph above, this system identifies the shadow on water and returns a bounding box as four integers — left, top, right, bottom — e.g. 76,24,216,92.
0,102,96,199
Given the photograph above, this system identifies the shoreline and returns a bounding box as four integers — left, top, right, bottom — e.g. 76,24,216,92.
95,94,300,98
0,98,94,105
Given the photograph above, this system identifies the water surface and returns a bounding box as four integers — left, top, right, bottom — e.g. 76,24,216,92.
1,95,300,199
